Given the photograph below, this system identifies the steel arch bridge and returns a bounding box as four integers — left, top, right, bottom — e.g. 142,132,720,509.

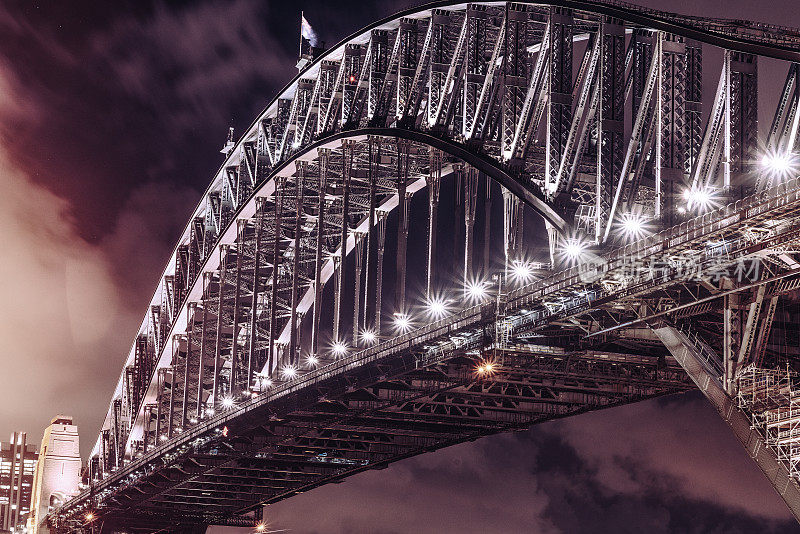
45,1,800,531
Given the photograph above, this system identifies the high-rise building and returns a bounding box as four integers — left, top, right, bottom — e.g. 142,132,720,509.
28,417,80,534
0,432,38,532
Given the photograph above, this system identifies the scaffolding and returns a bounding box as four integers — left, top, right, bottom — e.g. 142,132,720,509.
737,364,800,478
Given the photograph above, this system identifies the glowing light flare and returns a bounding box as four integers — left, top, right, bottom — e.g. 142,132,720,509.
331,341,348,357
510,261,533,283
305,354,320,368
255,524,267,533
682,185,716,212
558,237,587,264
475,360,498,377
619,213,649,241
85,513,95,522
280,364,298,379
221,396,236,409
360,329,378,345
426,297,449,319
761,148,796,182
393,313,412,333
465,279,489,301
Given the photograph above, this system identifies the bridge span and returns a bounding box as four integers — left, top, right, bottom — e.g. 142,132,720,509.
46,0,800,531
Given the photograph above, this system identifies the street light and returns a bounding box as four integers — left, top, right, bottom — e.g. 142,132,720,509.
475,360,497,377
393,313,412,333
464,279,489,302
762,149,793,175
426,297,449,319
510,261,533,283
332,341,348,357
619,212,648,241
360,329,378,345
682,185,715,212
280,364,298,380
559,237,586,265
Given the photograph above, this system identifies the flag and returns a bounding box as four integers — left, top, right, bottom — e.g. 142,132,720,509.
301,14,318,47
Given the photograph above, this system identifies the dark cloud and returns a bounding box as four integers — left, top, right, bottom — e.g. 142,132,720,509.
90,0,295,145
264,394,800,533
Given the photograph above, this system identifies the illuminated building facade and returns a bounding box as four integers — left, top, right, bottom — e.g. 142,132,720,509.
0,432,38,532
28,417,80,534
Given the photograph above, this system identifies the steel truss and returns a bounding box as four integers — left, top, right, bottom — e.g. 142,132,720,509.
51,1,800,531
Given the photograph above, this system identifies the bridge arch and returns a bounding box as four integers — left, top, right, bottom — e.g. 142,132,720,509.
119,129,563,455
55,1,800,530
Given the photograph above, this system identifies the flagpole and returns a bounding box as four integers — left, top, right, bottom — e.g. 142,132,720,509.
299,11,304,57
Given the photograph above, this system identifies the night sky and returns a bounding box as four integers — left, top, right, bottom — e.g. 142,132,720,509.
2,0,800,532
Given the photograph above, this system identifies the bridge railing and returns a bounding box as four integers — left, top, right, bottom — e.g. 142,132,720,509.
74,302,491,502
596,0,800,47
504,175,800,322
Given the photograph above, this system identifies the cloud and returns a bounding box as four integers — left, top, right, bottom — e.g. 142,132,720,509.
0,133,198,451
99,180,199,303
264,434,557,534
0,58,199,450
90,0,295,145
262,395,800,534
0,131,126,438
552,393,794,521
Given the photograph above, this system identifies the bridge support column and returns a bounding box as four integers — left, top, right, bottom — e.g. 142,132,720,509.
657,34,689,225
332,253,343,345
230,222,245,396
546,7,573,192
723,280,743,395
268,178,284,375
596,18,625,244
685,40,703,180
353,233,365,344
312,150,329,357
334,141,353,344
167,339,177,438
364,137,379,328
726,50,758,193
453,164,463,276
652,324,800,522
502,187,521,277
182,304,196,429
375,211,387,335
289,168,305,365
426,148,441,298
141,405,152,453
196,273,211,418
464,167,478,287
212,246,229,407
395,139,410,312
247,198,265,390
155,369,165,444
483,175,491,275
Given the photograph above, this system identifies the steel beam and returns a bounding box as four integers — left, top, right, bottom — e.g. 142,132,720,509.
653,324,800,523
426,148,442,298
